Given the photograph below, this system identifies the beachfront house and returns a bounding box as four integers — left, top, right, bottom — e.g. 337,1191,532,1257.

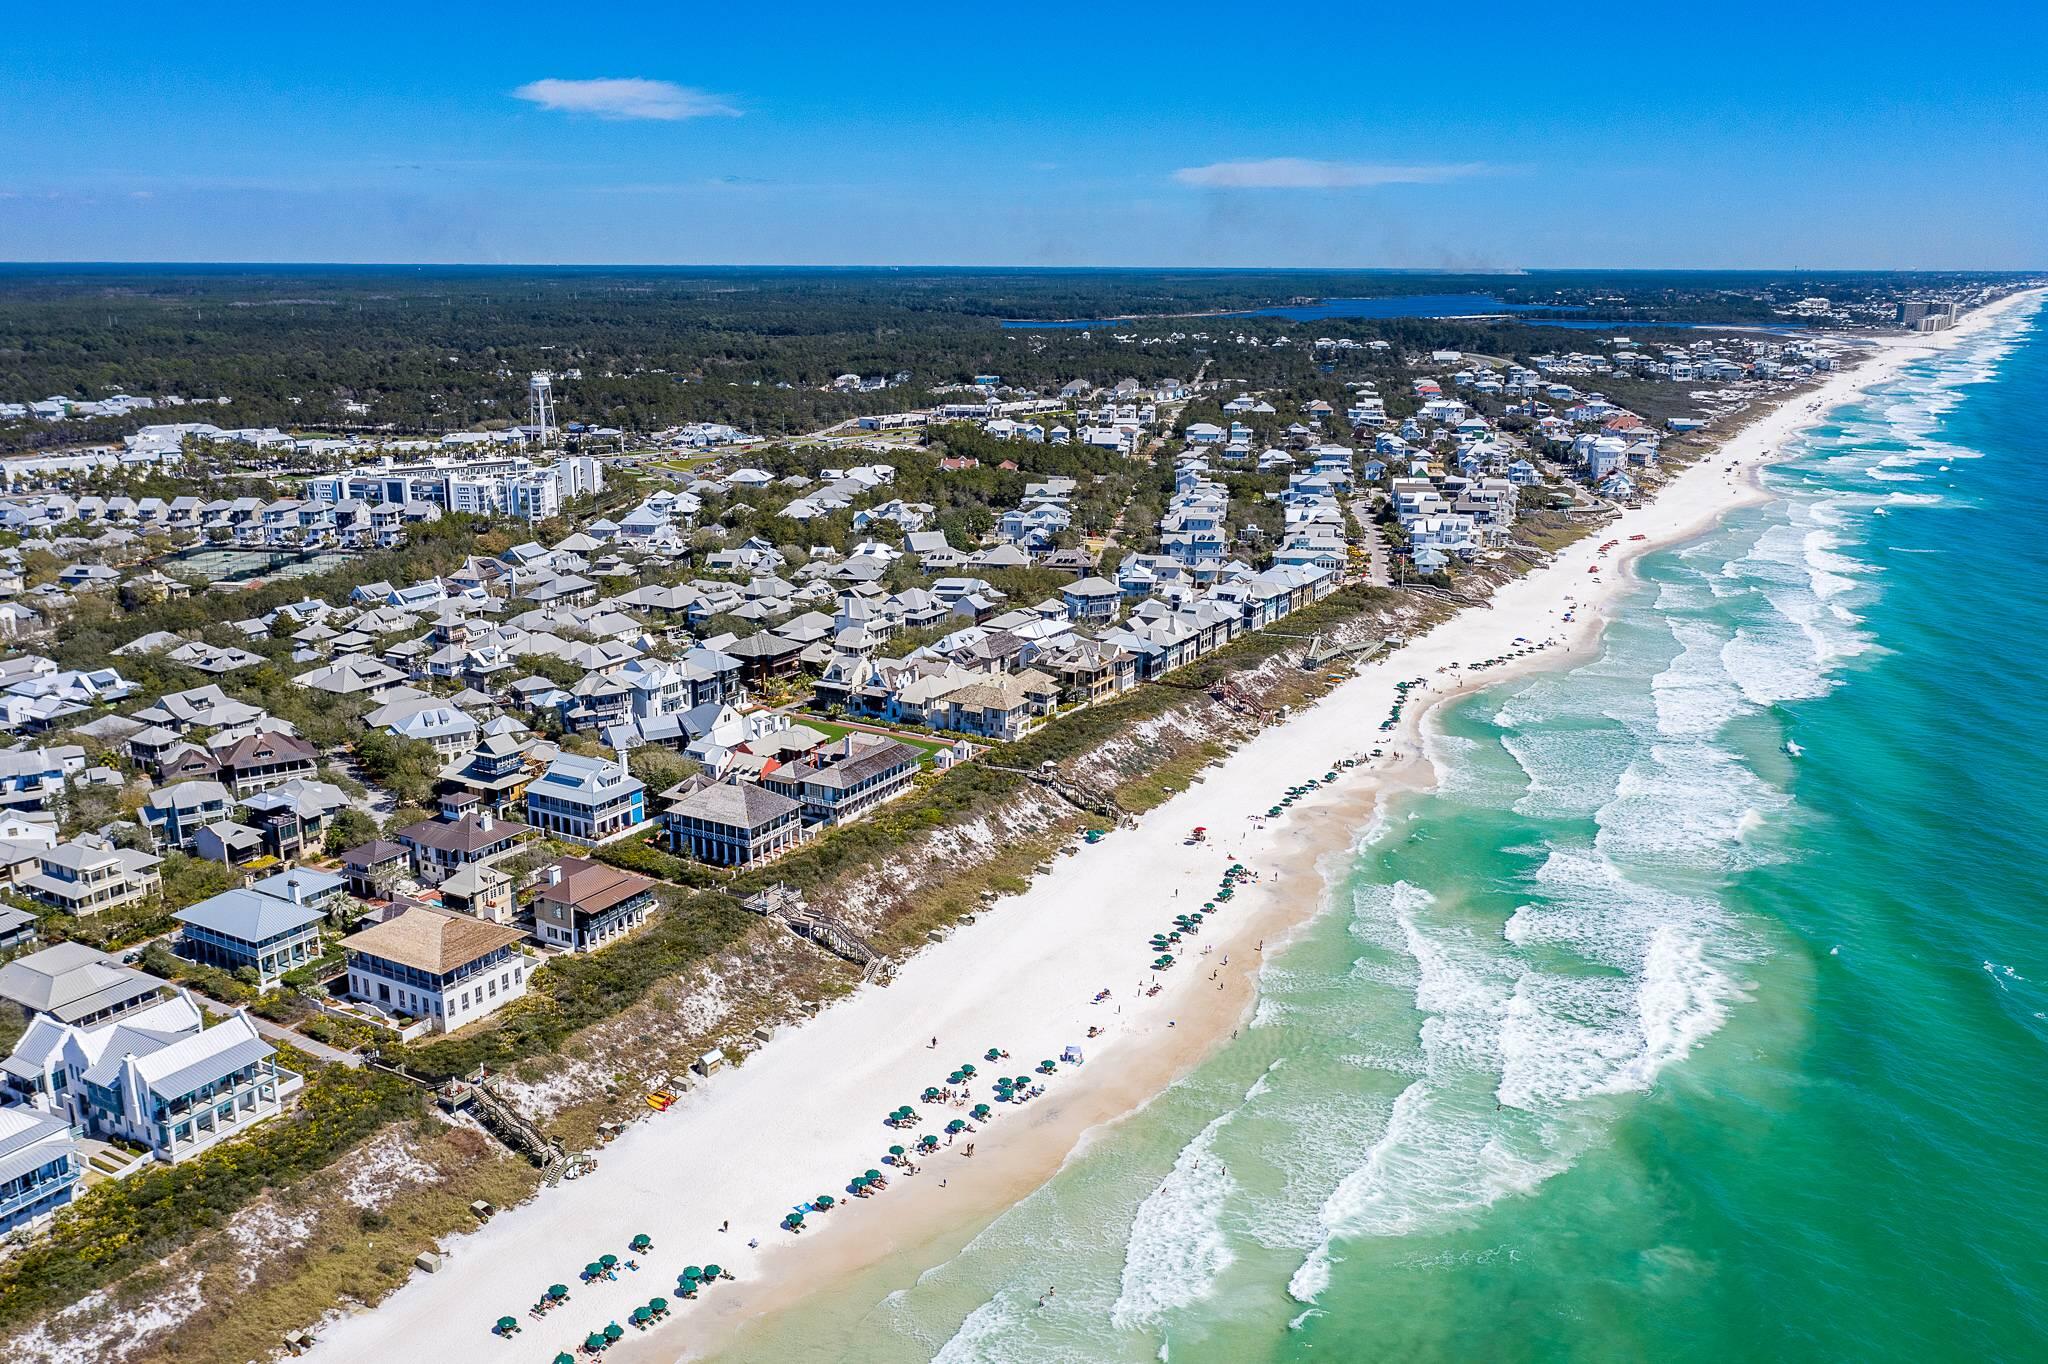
661,780,803,867
0,1107,81,1234
342,907,533,1034
530,857,658,952
4,990,302,1164
756,735,921,828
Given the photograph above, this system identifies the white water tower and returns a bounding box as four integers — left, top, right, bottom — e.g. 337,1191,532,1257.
527,372,557,443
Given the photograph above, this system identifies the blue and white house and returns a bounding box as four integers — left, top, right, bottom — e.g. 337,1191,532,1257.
524,754,647,844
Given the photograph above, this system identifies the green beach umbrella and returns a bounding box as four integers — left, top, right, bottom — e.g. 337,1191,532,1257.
600,1253,619,1267
815,1195,834,1208
959,1063,976,1076
584,1262,603,1278
632,1307,652,1324
888,1144,905,1155
682,1265,702,1280
985,1048,1002,1061
865,1168,883,1181
586,1334,608,1351
650,1297,668,1312
604,1322,624,1341
557,1354,576,1364
704,1263,723,1278
549,1284,568,1299
496,1316,517,1331
947,1071,964,1084
630,1234,651,1251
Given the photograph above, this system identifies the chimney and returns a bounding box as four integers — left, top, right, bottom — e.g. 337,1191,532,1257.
545,863,563,886
286,874,304,906
477,809,493,833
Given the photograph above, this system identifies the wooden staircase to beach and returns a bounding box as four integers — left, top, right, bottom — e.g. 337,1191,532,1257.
744,883,882,970
1303,634,1394,669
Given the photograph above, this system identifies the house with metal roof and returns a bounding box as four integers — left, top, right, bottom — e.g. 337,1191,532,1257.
0,1105,81,1234
524,753,645,845
19,837,161,916
141,779,234,851
82,1009,298,1162
4,987,299,1164
173,877,329,985
531,857,658,952
0,942,168,1026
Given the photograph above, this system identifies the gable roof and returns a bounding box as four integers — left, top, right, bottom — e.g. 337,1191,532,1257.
0,942,165,1023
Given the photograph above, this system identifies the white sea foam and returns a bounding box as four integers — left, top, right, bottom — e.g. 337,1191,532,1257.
1503,728,1631,820
1287,1240,1334,1303
932,1294,1024,1364
1110,1110,1239,1329
1651,617,1742,739
1598,741,1787,868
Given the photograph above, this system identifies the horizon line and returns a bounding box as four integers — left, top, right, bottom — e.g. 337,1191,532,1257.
0,261,2042,276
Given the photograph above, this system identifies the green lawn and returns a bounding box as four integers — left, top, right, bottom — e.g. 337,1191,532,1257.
792,713,951,763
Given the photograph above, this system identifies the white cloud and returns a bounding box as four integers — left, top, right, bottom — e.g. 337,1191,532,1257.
512,78,740,122
1172,157,1486,189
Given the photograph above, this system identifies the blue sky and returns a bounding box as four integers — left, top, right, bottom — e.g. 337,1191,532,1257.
2,2,2043,268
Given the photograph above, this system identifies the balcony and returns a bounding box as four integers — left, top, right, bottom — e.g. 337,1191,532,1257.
155,1062,304,1160
0,1163,81,1223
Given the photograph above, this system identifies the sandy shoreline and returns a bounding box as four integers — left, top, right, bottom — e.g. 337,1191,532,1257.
302,290,2039,1364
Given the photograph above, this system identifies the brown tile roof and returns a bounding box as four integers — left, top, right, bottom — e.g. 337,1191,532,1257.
343,906,525,974
536,856,656,916
397,812,531,855
216,730,318,770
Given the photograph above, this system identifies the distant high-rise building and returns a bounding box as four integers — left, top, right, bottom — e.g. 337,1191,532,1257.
1897,300,1959,332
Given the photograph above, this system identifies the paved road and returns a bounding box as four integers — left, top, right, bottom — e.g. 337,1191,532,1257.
194,995,364,1068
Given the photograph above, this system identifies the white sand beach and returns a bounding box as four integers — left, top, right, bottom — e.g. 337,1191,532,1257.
304,290,2037,1364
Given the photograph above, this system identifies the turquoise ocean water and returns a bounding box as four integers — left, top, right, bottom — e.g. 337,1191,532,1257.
718,296,2048,1364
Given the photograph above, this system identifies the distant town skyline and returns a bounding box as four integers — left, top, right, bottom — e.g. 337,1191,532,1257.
3,2,2043,269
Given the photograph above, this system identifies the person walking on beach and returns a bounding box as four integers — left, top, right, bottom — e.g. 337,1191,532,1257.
721,1219,729,1233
